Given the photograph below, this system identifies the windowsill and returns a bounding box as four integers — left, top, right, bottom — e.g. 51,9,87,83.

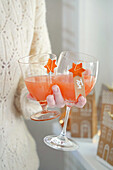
53,122,111,170
66,132,110,170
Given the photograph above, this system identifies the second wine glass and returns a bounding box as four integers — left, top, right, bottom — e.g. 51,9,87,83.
44,51,99,151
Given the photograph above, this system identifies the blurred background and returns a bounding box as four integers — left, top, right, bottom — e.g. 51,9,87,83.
26,0,113,170
46,0,113,100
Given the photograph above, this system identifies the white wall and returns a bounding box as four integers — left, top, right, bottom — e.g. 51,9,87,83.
46,0,62,56
79,0,113,100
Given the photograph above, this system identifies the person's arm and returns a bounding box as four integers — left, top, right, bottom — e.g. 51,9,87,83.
14,0,51,119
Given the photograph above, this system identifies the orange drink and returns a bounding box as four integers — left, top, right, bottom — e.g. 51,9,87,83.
53,74,95,101
25,76,52,101
25,74,95,102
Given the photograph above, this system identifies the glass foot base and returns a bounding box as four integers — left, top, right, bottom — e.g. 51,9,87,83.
44,135,79,151
31,110,60,121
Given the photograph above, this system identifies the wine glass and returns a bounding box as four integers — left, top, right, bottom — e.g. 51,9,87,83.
18,53,60,121
44,51,99,151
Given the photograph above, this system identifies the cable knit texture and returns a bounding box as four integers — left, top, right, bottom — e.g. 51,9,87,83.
0,0,51,169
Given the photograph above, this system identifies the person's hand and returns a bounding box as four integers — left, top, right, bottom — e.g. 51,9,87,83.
47,85,86,108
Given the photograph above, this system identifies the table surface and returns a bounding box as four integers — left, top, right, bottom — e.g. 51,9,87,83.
66,132,110,170
53,122,111,170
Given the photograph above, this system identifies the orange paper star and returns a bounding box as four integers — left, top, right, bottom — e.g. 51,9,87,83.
44,59,57,73
69,63,86,77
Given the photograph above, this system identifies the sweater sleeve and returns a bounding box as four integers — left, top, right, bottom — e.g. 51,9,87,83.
29,0,51,55
14,0,51,119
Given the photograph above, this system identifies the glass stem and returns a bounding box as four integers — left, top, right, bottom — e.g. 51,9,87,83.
60,106,71,137
39,101,47,113
41,104,47,111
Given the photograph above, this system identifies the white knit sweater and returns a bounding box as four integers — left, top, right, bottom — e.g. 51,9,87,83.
0,0,51,169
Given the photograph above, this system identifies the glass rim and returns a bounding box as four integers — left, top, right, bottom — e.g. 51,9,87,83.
18,53,57,64
60,51,99,64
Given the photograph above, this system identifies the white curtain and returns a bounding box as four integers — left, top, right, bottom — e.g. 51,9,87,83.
62,0,113,100
62,0,79,51
79,0,113,100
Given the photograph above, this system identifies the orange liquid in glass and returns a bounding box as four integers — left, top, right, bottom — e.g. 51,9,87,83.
25,74,95,102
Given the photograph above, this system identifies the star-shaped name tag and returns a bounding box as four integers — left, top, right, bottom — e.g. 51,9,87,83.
44,59,57,73
69,63,86,77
